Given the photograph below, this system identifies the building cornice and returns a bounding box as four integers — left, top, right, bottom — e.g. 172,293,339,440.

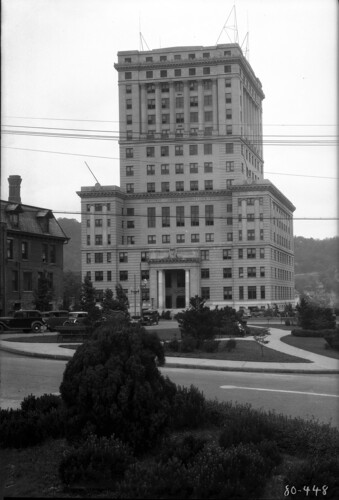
230,182,296,212
77,189,127,200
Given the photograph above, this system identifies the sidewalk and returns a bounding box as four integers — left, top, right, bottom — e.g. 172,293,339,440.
1,327,338,374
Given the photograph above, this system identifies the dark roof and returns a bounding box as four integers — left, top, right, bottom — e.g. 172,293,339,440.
0,200,69,241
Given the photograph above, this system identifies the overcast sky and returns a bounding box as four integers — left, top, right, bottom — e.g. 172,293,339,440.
1,0,337,239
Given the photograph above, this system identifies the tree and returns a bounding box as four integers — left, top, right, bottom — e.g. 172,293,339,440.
62,270,81,310
60,321,177,452
80,275,101,326
115,284,129,312
102,288,116,313
33,275,53,311
296,295,336,330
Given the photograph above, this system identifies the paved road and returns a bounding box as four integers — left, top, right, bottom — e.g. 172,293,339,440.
1,351,338,428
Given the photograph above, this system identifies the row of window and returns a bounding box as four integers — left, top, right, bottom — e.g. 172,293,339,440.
125,179,235,193
127,111,233,127
140,94,218,110
126,142,225,159
201,286,266,301
10,270,53,292
7,239,56,263
201,267,266,279
123,50,232,64
86,219,111,228
125,65,233,80
126,160,235,176
271,249,293,266
125,79,232,96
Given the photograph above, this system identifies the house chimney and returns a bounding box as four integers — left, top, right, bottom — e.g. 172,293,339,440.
8,175,22,203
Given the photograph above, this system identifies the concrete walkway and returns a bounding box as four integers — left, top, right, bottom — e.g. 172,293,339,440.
1,327,338,374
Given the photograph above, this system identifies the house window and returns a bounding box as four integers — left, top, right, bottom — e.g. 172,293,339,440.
227,232,233,242
204,143,212,154
190,163,198,173
141,252,149,262
224,65,231,73
162,114,170,124
247,248,256,259
95,235,103,245
95,219,103,227
239,267,244,278
226,125,232,135
223,287,232,300
120,271,128,281
176,206,185,227
107,252,112,263
204,94,212,106
260,267,265,277
226,143,234,154
175,163,184,174
127,220,134,228
174,80,183,90
189,80,198,90
223,268,232,278
146,70,153,78
42,243,48,263
174,68,181,76
205,205,214,226
147,207,156,228
107,271,112,281
147,164,155,175
189,144,198,155
247,267,256,278
204,162,213,173
162,235,170,244
86,253,91,264
191,206,199,226
248,286,257,299
226,109,232,119
260,248,265,259
204,111,213,122
148,235,156,244
126,166,134,176
190,96,198,107
190,180,198,191
261,286,266,299
204,180,213,191
87,235,90,245
177,234,185,243
247,230,255,241
21,241,28,259
223,249,232,260
119,252,128,263
95,271,104,281
247,213,255,222
161,164,169,175
161,82,169,92
239,286,244,300
94,253,103,263
190,112,198,122
126,99,132,109
176,113,184,123
146,147,155,157
125,72,132,80
176,181,184,191
206,233,214,242
162,207,170,227
125,84,132,93
23,272,33,291
226,161,234,172
227,217,233,226
201,287,210,300
175,145,183,156
238,249,243,259
147,183,155,193
161,182,170,192
126,183,134,193
161,146,169,157
200,250,209,260
227,204,232,213
191,234,199,242
160,70,167,78
201,268,210,279
260,229,264,240
225,93,232,103
189,68,196,76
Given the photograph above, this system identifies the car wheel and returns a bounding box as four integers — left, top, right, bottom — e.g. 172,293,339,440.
31,322,42,333
63,321,71,326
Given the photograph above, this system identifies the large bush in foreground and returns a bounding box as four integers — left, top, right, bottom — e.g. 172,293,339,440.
296,296,336,330
60,322,177,451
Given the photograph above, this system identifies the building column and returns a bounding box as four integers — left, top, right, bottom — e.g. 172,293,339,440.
198,80,204,133
184,81,190,134
169,82,175,135
140,84,147,135
155,83,161,134
185,269,190,307
158,269,165,309
212,79,218,133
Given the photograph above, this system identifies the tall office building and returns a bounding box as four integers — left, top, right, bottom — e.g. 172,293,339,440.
78,44,295,313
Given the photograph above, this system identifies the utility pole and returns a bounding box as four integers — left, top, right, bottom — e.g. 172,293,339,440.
131,275,139,316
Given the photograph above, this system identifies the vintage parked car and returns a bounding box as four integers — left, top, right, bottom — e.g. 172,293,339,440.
42,310,70,331
0,310,46,333
62,311,88,326
141,309,159,326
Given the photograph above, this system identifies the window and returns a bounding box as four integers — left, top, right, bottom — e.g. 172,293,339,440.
227,232,233,242
223,287,232,300
126,147,133,158
260,286,266,299
162,207,170,227
95,219,103,227
175,145,183,156
146,147,155,157
238,248,243,259
201,268,210,279
107,234,111,245
177,234,185,243
162,114,170,124
107,271,112,281
125,72,132,80
175,81,183,90
239,286,244,300
174,69,181,77
201,250,209,260
175,163,184,174
86,271,91,280
189,144,198,155
147,115,155,125
260,229,264,241
42,243,48,262
203,52,210,58
205,205,214,226
247,230,255,241
127,220,134,228
126,166,134,176
204,111,213,122
247,267,257,278
247,213,255,222
248,286,257,299
94,253,103,263
176,181,184,191
223,268,232,278
201,287,210,300
226,125,232,135
260,267,265,277
191,234,199,242
247,198,255,206
204,162,213,173
120,271,128,281
204,94,212,106
224,65,231,73
260,248,265,259
146,70,153,78
147,164,155,175
12,270,19,291
190,163,198,173
225,79,231,88
226,109,232,119
126,183,134,193
160,70,167,78
206,233,214,242
247,248,256,259
203,67,211,75
162,234,170,243
95,235,103,246
148,235,156,244
147,183,155,193
204,180,213,191
161,182,170,192
126,84,132,94
95,271,104,282
23,272,33,291
226,161,234,172
148,207,156,228
119,252,128,263
227,217,233,226
107,252,111,263
190,112,198,122
191,205,199,226
126,99,132,109
239,267,244,278
190,96,198,107
21,241,28,259
225,93,232,103
188,68,196,76
176,206,185,226
176,96,184,107
87,235,91,245
176,112,184,123
190,180,198,191
223,249,232,260
204,143,212,154
203,80,212,90
141,251,149,262
86,253,91,264
189,80,198,90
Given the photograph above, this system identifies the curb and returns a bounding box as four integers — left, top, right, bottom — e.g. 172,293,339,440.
2,344,339,374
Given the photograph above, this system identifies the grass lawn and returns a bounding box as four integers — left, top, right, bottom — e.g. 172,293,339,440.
280,334,339,360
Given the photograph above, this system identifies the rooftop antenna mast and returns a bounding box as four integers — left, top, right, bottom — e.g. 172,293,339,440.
216,4,239,45
241,11,250,61
139,16,150,51
84,161,101,186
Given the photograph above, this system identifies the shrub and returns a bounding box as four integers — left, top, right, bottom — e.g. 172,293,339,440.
180,335,197,352
169,385,207,430
292,328,337,337
159,433,207,466
59,434,134,486
60,322,177,452
20,393,62,414
296,297,336,330
161,310,172,320
219,412,275,449
166,337,180,352
202,339,219,352
256,439,282,470
224,338,237,352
